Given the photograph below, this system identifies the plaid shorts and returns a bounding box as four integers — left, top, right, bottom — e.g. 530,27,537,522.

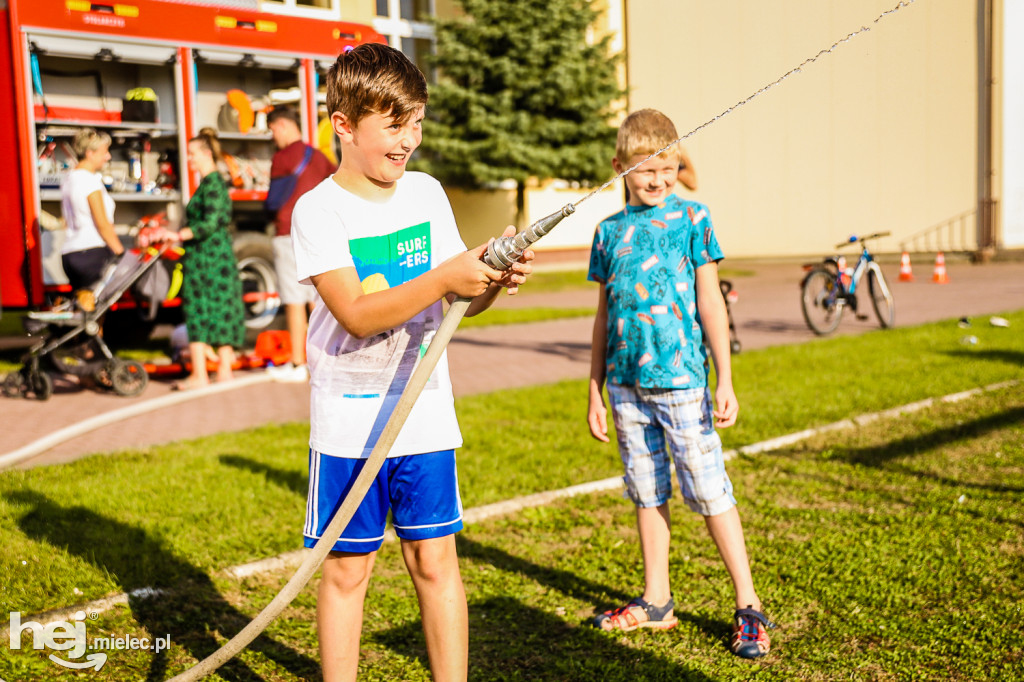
607,383,736,516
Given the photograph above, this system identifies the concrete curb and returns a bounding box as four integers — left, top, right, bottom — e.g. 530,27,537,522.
726,379,1019,460
8,378,1018,630
0,374,274,471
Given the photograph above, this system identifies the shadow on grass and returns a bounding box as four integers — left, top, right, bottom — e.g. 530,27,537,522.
220,454,306,495
216,458,636,612
942,348,1024,367
373,596,716,682
457,537,732,665
457,536,631,612
885,463,1024,496
218,456,734,670
840,404,1024,473
217,457,633,602
6,489,319,682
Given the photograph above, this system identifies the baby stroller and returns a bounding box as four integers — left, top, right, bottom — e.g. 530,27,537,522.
699,279,741,357
3,245,170,401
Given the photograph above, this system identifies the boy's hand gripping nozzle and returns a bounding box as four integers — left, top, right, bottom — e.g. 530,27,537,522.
484,204,576,270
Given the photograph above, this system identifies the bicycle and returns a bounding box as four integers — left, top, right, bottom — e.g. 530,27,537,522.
800,232,895,336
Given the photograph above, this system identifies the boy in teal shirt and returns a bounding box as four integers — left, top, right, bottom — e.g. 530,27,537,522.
587,108,773,658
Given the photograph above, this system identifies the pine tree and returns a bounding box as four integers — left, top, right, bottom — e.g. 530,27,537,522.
412,0,624,226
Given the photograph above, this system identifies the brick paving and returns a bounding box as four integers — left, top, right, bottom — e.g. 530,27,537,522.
3,257,1023,469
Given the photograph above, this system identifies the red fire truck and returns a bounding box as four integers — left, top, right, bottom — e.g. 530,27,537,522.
0,0,382,331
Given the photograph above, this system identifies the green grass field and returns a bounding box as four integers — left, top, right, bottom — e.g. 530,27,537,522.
1,310,1022,680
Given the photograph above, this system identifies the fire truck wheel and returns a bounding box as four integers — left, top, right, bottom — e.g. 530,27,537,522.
233,233,283,342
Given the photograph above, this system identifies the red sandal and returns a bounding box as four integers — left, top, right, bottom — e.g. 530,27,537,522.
593,596,678,632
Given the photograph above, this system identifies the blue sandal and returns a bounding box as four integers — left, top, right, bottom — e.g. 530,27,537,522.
593,596,678,632
731,606,774,658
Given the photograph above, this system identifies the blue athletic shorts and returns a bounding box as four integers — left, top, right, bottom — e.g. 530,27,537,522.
607,383,736,516
303,449,464,553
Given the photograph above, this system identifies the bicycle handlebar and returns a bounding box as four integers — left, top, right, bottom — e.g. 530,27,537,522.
834,231,890,249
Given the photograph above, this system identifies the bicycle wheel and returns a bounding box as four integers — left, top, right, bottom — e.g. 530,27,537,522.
867,265,895,329
801,266,844,335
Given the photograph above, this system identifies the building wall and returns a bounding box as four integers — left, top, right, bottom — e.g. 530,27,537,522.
337,0,375,23
624,0,979,258
1001,0,1024,247
446,182,628,254
444,187,518,247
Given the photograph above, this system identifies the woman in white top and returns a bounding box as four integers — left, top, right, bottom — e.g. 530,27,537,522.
60,128,125,290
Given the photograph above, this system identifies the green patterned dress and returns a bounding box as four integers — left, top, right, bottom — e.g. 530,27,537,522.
181,172,245,349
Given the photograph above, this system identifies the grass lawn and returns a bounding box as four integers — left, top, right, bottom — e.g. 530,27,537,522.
1,310,1022,680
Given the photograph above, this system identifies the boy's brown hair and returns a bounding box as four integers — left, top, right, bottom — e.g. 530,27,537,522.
267,105,301,128
615,108,681,166
326,42,428,127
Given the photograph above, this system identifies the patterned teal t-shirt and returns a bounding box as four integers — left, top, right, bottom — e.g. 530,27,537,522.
588,194,724,389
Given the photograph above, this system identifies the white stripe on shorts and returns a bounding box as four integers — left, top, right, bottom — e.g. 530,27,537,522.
392,514,464,532
305,449,320,537
303,532,385,544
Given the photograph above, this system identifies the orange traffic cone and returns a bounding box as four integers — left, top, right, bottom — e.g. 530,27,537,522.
837,256,851,288
932,252,950,284
898,252,914,282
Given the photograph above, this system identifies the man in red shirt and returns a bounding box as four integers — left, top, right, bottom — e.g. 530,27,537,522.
267,106,336,381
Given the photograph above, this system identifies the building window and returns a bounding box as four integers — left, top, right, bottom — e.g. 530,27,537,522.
401,36,433,74
374,0,435,79
400,0,431,21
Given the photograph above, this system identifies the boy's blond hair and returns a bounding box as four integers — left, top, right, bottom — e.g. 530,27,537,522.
326,42,428,127
615,109,681,166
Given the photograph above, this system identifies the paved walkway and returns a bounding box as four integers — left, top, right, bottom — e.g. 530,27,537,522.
3,256,1023,468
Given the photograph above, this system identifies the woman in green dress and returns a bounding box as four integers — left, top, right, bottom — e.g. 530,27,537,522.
171,127,245,389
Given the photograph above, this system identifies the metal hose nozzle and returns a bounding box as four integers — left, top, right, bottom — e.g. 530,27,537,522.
484,203,576,270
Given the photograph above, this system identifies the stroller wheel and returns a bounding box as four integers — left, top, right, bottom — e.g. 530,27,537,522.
94,360,116,389
28,369,53,401
731,340,742,354
3,370,25,398
110,360,148,397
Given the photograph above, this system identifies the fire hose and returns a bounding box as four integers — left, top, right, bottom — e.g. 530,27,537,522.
167,3,916,677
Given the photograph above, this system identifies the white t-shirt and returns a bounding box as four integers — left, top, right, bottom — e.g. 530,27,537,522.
60,169,115,254
292,172,467,458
